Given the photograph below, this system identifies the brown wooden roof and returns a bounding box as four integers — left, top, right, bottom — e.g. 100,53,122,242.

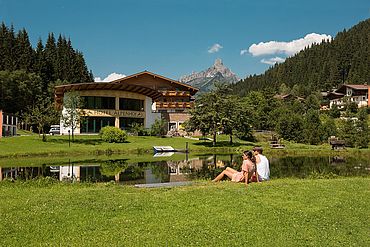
335,84,369,94
326,92,345,100
54,71,199,105
109,71,199,93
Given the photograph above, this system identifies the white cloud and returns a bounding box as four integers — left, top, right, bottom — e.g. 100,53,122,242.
208,43,223,53
94,72,126,82
240,49,248,55
261,57,286,65
247,33,332,56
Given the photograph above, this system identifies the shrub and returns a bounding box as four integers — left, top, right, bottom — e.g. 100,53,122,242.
99,126,127,143
150,119,167,136
130,123,150,136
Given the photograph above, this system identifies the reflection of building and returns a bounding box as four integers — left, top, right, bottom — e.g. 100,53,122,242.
0,110,18,137
326,84,369,109
55,71,198,134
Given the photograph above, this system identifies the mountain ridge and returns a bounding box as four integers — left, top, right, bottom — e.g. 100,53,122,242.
180,58,239,92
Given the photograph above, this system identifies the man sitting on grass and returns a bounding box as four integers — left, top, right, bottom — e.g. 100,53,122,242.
253,146,270,182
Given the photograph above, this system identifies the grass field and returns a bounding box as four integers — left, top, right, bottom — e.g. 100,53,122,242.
0,177,369,246
1,134,368,158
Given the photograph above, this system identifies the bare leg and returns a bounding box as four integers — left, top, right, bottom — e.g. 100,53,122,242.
226,167,237,173
212,168,236,182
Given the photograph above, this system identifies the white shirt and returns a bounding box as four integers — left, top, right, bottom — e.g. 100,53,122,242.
257,154,270,181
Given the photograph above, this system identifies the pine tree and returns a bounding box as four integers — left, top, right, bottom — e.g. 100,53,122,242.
15,28,34,72
44,32,57,82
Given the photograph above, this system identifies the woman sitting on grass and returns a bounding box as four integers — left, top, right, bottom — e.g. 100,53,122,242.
212,150,256,186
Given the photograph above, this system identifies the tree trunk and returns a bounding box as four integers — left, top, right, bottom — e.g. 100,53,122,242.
213,131,216,147
229,134,233,145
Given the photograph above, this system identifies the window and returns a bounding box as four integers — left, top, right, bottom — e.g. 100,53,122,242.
80,117,115,133
119,98,144,111
82,96,115,109
119,117,144,130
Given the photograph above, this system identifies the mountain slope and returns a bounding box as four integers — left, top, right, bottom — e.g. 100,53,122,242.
232,18,370,96
180,58,239,92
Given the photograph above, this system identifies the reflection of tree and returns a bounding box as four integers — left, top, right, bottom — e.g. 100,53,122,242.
122,164,144,180
147,161,169,181
99,160,128,177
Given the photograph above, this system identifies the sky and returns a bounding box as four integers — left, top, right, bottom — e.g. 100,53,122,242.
0,0,369,82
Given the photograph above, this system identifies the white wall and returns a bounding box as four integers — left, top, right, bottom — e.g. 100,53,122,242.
145,96,161,128
60,107,81,135
59,165,80,181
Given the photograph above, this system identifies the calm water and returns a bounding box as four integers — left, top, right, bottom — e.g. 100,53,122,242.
1,154,369,184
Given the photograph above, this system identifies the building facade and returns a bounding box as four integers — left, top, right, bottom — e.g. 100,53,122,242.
55,71,198,134
326,84,369,109
0,110,18,137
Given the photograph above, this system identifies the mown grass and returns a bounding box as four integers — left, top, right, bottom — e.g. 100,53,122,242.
1,134,369,158
0,178,369,246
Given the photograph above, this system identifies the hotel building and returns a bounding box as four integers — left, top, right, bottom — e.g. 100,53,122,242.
55,71,198,134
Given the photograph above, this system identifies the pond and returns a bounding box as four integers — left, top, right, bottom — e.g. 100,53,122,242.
0,154,369,184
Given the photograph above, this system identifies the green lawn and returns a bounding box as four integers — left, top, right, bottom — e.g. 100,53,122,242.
0,178,369,246
1,134,368,158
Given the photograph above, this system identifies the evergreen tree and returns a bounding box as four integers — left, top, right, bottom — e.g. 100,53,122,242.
303,110,322,145
44,32,57,82
14,28,34,71
355,108,369,148
320,114,337,142
0,23,94,116
337,118,357,147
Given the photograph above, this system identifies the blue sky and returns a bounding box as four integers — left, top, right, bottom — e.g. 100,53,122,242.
1,0,369,81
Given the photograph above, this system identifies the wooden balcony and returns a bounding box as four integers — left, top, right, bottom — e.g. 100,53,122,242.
160,91,190,97
155,102,193,109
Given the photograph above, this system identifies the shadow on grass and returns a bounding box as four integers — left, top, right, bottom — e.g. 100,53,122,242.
46,138,111,145
48,138,132,146
194,140,255,148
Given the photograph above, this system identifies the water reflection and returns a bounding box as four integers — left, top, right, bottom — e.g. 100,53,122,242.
0,154,369,183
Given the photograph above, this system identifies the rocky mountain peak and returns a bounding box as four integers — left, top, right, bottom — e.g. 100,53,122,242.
180,59,239,92
214,58,223,67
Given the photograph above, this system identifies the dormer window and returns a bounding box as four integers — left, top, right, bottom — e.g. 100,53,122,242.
347,88,352,96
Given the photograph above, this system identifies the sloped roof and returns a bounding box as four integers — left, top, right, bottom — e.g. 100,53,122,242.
326,91,345,100
335,84,369,94
54,71,199,105
110,71,199,92
273,93,305,101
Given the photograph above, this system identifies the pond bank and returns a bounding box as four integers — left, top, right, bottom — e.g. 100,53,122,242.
1,134,369,159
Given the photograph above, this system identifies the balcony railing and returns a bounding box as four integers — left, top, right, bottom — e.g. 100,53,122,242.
160,91,190,97
155,102,193,109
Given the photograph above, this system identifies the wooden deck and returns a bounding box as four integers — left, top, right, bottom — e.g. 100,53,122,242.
153,146,176,153
330,140,346,150
269,140,285,149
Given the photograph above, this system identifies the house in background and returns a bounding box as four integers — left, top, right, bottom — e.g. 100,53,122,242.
54,71,198,134
326,84,369,109
0,110,18,137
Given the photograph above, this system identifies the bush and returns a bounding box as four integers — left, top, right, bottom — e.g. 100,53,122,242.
130,123,150,136
150,119,167,136
99,126,127,143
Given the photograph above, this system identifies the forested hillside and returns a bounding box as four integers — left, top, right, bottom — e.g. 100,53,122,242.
0,22,93,114
232,18,370,97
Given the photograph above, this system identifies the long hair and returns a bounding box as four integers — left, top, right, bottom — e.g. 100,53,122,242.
243,150,256,164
